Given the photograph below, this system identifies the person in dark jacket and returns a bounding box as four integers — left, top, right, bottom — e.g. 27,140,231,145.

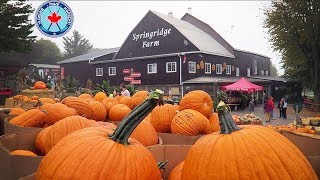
249,97,255,114
278,97,284,118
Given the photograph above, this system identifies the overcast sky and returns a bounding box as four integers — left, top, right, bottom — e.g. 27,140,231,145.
29,1,283,74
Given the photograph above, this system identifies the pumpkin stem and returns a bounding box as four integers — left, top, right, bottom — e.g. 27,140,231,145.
217,101,240,134
158,160,168,170
109,90,164,145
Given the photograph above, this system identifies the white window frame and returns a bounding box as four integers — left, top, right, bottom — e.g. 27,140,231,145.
108,67,116,76
189,61,196,73
166,62,176,73
236,67,239,77
205,63,211,74
96,68,103,77
247,68,251,77
147,63,157,74
261,70,265,76
266,70,269,76
216,64,222,74
226,65,231,75
254,66,257,74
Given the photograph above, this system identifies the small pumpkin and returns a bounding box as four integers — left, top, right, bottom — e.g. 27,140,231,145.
10,150,37,156
94,92,107,102
8,108,26,116
150,104,179,133
171,109,211,136
168,161,184,180
34,81,46,89
127,90,149,109
39,98,56,104
9,109,46,127
179,90,213,118
79,93,93,99
131,120,159,146
181,101,318,179
108,104,131,121
36,91,163,180
102,98,119,116
44,115,97,152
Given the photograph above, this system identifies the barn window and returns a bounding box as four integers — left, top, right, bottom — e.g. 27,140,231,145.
226,65,231,75
236,67,239,76
109,67,116,76
189,61,196,73
147,64,157,74
261,70,265,76
205,63,211,74
254,66,257,74
216,64,222,74
247,68,251,77
96,68,103,76
266,71,269,76
166,62,176,73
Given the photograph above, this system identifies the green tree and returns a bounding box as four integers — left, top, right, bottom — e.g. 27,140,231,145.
264,0,320,102
63,30,93,59
270,62,278,77
0,0,35,53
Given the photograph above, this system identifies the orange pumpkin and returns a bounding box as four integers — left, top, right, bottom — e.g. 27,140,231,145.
34,81,46,89
171,109,211,136
40,103,78,125
179,90,213,118
150,104,179,133
208,113,221,132
78,93,93,99
44,115,97,152
114,95,123,101
181,102,318,180
35,126,52,155
94,121,117,130
31,96,39,100
108,104,131,121
9,109,46,127
102,99,119,116
131,120,158,146
127,90,149,109
94,92,107,102
62,97,96,119
168,161,184,180
119,96,131,105
8,108,26,116
39,98,56,104
10,150,37,156
89,100,107,121
36,91,163,180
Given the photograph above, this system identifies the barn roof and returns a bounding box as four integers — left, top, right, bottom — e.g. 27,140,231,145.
151,11,235,58
57,48,120,64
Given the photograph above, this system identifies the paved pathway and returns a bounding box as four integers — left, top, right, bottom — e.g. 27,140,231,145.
229,104,295,126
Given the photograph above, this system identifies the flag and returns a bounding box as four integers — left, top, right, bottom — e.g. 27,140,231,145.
183,54,187,63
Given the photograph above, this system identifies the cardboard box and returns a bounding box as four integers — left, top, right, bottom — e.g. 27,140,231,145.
4,118,43,134
0,131,43,180
157,132,202,145
148,144,192,180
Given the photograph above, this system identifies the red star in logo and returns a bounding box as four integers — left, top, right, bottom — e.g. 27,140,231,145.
48,12,61,23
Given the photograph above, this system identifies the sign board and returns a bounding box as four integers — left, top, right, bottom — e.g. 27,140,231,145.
131,72,141,77
170,87,180,95
123,69,131,74
60,67,64,79
131,80,141,84
124,76,134,81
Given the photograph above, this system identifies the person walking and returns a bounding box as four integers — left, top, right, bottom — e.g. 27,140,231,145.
264,96,274,122
282,99,288,119
249,97,255,114
269,96,275,120
278,98,284,118
120,83,131,97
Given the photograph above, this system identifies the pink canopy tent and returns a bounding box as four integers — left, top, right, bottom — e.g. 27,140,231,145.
221,77,263,92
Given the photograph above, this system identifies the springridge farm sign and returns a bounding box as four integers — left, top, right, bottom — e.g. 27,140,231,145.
132,28,172,48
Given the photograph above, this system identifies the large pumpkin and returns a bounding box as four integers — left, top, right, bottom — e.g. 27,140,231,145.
179,90,213,118
35,126,52,155
8,108,26,116
94,92,107,102
40,103,78,125
10,150,37,156
108,104,131,121
36,91,163,180
168,161,184,180
89,101,107,121
208,112,221,132
171,109,211,136
127,90,149,109
62,97,96,119
150,104,179,133
9,109,46,127
131,120,158,146
181,101,318,180
34,81,46,89
44,115,97,152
